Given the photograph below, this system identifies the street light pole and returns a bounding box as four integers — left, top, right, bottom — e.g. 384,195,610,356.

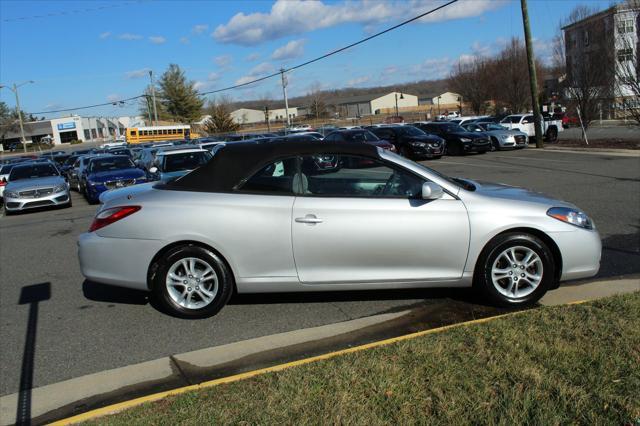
149,70,159,126
1,81,34,154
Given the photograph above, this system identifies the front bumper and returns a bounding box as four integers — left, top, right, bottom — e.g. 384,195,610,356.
86,179,147,202
463,141,491,153
4,190,71,211
408,143,444,158
78,232,164,290
550,228,601,281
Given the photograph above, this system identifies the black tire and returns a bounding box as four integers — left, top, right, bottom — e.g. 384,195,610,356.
151,245,234,319
474,232,555,307
490,137,499,152
546,127,558,143
448,142,462,156
399,145,412,159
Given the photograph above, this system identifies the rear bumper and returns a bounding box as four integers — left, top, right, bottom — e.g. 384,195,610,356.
550,228,601,281
78,232,163,291
4,190,71,211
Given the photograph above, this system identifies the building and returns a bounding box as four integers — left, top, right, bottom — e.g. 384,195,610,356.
229,107,298,125
562,3,639,118
330,92,418,117
1,115,145,146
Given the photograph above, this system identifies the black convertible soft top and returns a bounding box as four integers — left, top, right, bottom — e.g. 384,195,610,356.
165,140,380,193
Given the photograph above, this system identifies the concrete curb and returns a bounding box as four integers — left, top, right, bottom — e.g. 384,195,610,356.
1,277,638,425
535,146,640,157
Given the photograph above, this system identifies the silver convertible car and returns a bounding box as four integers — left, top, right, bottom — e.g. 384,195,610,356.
78,142,601,318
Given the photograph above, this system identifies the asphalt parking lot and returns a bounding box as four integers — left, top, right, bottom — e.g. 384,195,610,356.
0,148,639,397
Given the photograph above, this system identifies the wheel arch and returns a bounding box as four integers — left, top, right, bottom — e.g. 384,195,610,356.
147,240,237,292
474,227,563,289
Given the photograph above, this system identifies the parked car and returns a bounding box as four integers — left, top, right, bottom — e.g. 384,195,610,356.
147,148,212,182
438,111,459,120
105,148,133,158
69,155,100,192
82,155,147,204
3,162,71,214
500,114,563,142
323,129,396,152
0,163,17,200
413,122,490,156
79,141,601,318
59,154,80,178
462,122,528,151
368,125,445,159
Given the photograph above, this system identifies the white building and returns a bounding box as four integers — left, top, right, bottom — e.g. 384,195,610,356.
432,92,462,106
1,115,146,146
230,107,298,125
331,92,419,117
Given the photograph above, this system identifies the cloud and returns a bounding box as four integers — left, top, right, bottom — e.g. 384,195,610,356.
235,62,276,87
192,24,209,34
246,52,261,61
213,0,507,45
271,39,306,60
125,68,151,79
99,31,111,39
149,36,166,44
410,56,453,79
43,103,63,111
194,80,215,91
118,33,143,40
208,72,220,81
180,37,190,45
107,94,122,102
347,76,370,87
214,54,233,68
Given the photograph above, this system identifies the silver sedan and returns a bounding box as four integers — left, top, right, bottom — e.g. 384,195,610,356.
463,122,529,151
4,162,71,214
78,141,601,318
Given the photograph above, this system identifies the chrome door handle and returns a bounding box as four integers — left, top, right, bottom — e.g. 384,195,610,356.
295,214,323,224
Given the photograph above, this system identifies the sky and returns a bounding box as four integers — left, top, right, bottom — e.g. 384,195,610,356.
0,0,613,119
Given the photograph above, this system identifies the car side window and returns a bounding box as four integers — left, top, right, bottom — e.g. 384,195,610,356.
239,157,298,195
522,116,534,124
298,155,424,198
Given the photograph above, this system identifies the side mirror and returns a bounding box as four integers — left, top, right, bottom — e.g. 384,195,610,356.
149,166,158,174
422,182,444,200
1,177,6,183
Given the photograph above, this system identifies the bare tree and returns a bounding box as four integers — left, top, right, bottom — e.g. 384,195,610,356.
307,82,328,120
203,96,239,135
613,2,640,124
491,38,538,114
448,57,492,115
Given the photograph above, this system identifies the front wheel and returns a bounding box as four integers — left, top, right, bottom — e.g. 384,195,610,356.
475,233,555,307
152,245,234,319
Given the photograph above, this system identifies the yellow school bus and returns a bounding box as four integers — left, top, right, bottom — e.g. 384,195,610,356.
125,125,199,144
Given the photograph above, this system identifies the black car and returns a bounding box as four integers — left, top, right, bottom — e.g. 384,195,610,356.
412,122,490,156
367,125,445,160
59,154,80,177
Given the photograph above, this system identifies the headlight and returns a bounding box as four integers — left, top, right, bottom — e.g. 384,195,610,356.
53,184,67,193
547,207,594,229
87,180,99,186
5,190,19,198
409,141,425,147
460,137,472,143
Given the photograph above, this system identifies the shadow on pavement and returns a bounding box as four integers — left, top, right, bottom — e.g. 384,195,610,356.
597,227,640,279
17,282,51,426
82,280,148,305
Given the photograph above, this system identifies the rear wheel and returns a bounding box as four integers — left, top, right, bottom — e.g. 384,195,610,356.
152,245,234,319
546,127,558,143
474,233,555,307
490,137,499,151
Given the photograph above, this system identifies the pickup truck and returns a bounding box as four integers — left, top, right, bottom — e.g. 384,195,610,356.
499,114,562,142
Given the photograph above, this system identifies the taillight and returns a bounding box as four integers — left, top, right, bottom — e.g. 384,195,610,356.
89,206,141,232
0,181,6,187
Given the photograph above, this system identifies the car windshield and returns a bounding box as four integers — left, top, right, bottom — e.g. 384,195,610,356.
344,131,380,142
397,126,426,136
438,123,467,133
90,157,135,172
483,123,508,131
162,151,211,172
0,164,15,174
502,116,522,123
9,163,59,181
108,149,131,156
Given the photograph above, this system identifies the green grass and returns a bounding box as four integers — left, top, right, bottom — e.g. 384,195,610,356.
91,293,640,425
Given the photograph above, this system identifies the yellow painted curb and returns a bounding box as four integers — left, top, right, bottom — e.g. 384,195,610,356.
51,302,589,425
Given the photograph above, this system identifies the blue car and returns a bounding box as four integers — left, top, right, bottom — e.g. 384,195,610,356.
82,155,147,204
147,148,212,182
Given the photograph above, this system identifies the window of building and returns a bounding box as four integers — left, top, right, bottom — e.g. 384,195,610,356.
617,19,634,34
617,48,633,62
84,130,90,140
584,29,589,47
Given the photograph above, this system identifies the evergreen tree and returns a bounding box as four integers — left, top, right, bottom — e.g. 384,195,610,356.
157,64,204,123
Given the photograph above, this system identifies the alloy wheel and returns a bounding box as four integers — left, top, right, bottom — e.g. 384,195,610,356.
490,246,543,299
165,257,219,310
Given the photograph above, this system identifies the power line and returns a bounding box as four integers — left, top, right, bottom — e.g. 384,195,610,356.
197,0,458,96
25,0,458,115
2,1,144,23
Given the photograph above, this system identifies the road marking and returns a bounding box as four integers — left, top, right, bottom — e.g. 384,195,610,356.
436,160,518,169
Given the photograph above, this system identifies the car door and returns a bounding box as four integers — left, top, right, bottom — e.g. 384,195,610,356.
292,154,470,284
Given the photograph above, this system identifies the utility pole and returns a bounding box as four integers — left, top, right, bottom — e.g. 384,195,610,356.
149,70,159,125
0,81,34,153
280,68,291,131
520,0,544,148
145,95,153,124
